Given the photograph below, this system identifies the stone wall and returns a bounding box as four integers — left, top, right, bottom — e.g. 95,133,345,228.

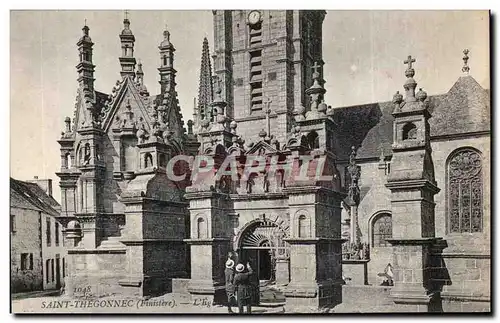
65,251,127,298
11,207,43,293
430,135,490,303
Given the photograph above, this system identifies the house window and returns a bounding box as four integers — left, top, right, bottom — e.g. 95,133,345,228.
372,213,392,247
298,215,310,238
46,218,51,246
10,214,16,233
55,222,60,246
21,253,33,270
448,148,483,233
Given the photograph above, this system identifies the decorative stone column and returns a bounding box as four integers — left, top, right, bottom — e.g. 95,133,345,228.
184,77,234,304
282,62,345,311
386,55,441,312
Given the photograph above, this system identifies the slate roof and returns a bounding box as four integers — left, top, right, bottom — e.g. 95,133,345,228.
333,75,490,161
10,178,60,217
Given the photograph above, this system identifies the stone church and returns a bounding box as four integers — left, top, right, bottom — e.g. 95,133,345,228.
57,10,490,311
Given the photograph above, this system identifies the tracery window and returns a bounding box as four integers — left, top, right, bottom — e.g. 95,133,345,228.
372,213,392,247
448,149,483,233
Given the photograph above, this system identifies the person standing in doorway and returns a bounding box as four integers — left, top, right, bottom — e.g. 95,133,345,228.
234,262,254,314
225,259,236,313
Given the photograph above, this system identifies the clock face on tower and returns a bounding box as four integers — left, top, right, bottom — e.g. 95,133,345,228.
248,10,261,25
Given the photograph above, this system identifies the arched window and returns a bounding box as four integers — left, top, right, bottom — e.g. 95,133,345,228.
197,218,207,239
144,153,153,168
402,123,417,140
298,215,309,238
447,148,483,233
163,55,168,66
372,213,392,247
307,131,320,150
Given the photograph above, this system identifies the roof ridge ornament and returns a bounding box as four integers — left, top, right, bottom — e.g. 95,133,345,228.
403,55,417,102
462,49,470,74
305,61,327,120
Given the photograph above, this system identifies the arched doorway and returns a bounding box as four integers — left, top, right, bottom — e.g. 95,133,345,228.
236,217,289,305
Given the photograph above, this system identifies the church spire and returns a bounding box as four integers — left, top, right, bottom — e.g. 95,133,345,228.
119,10,137,79
197,37,214,126
158,25,176,95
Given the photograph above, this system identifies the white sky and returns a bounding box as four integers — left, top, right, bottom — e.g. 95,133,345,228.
10,10,490,202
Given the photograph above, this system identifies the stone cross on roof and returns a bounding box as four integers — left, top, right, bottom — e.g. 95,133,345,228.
404,55,416,70
124,10,129,20
311,61,322,78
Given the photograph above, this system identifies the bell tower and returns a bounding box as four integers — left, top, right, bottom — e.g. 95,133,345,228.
211,10,326,145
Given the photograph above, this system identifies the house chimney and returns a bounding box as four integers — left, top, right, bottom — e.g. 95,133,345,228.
28,177,53,197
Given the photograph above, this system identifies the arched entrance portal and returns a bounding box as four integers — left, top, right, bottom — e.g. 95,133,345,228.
236,217,289,305
236,217,290,283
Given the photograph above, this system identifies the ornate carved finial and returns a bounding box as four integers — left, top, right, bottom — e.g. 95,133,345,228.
462,49,470,74
311,61,321,79
64,117,72,133
163,26,170,42
402,55,417,101
416,88,427,102
187,120,194,135
305,61,327,120
404,55,416,78
392,91,403,105
404,55,415,70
